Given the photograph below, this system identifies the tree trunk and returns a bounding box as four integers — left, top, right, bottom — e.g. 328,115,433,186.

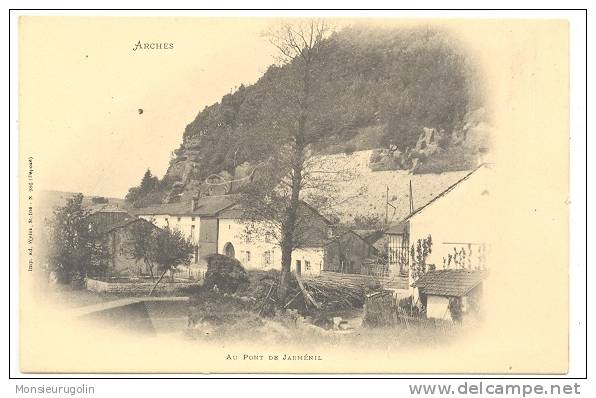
149,267,169,297
278,264,291,303
279,198,298,301
145,259,155,280
277,49,311,304
278,123,305,302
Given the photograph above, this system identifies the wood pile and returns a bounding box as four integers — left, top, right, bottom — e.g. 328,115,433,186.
239,270,372,315
301,278,366,311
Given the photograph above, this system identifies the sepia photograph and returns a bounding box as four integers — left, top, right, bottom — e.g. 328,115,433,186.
15,13,574,375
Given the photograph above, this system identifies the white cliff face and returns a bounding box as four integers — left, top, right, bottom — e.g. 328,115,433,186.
303,150,472,225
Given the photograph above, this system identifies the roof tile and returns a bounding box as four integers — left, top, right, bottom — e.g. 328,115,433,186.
413,269,486,297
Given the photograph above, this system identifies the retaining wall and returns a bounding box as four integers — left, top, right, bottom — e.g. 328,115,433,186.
86,278,200,295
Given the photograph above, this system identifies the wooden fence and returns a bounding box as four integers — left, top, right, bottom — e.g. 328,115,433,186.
363,290,455,331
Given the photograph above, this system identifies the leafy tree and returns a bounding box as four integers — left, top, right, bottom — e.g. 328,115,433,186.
171,25,483,181
124,186,141,205
125,169,164,208
128,220,158,278
146,227,194,295
47,193,109,284
140,169,159,193
91,196,109,204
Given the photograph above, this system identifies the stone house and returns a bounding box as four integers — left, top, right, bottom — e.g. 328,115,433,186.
216,202,377,276
87,216,159,276
137,195,376,276
135,195,238,264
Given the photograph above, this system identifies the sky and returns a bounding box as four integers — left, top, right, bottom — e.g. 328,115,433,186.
20,17,279,198
19,16,547,199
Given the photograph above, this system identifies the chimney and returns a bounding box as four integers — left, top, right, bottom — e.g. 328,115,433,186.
478,147,490,165
191,196,199,212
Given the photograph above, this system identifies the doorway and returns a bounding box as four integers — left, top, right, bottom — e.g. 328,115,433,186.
223,242,235,259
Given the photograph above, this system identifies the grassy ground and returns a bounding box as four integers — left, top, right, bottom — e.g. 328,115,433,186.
186,289,463,349
46,276,466,350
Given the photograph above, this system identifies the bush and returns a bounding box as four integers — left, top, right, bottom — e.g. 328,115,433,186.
369,149,384,164
398,295,424,317
91,196,109,204
203,254,249,294
344,144,357,155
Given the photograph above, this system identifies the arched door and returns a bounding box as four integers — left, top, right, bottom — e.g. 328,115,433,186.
223,242,235,259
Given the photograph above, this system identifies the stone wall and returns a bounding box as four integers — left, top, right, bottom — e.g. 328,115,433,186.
86,277,200,295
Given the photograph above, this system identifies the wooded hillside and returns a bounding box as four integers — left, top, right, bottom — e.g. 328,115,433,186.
126,25,490,209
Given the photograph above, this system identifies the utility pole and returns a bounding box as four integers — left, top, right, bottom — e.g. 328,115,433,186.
385,186,389,225
409,180,414,214
385,185,396,227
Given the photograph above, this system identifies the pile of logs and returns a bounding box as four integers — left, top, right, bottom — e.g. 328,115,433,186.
240,270,371,315
300,278,366,311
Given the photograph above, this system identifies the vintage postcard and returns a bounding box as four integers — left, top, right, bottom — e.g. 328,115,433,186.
18,16,569,373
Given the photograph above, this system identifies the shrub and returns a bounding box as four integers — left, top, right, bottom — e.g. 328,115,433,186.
203,254,249,294
369,149,384,164
91,196,108,204
344,144,357,155
398,295,423,317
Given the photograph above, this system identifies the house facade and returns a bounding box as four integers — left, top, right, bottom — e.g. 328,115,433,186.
384,164,493,287
86,203,131,232
216,202,332,277
87,216,159,276
323,230,379,274
137,195,376,276
216,202,377,277
135,195,238,264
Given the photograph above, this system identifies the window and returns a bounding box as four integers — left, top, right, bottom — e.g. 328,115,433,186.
305,261,311,271
263,251,272,266
245,251,251,263
190,225,195,240
191,217,196,221
177,217,181,222
165,218,169,226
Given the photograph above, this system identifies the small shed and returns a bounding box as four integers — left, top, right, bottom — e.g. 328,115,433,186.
412,270,486,322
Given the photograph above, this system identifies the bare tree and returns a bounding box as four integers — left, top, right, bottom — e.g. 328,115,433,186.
237,20,345,301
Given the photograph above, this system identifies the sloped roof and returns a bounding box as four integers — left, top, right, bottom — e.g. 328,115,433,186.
385,163,490,234
384,220,408,235
86,203,128,214
90,217,156,237
216,203,250,219
133,195,239,217
322,228,380,254
413,269,486,297
352,229,377,238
